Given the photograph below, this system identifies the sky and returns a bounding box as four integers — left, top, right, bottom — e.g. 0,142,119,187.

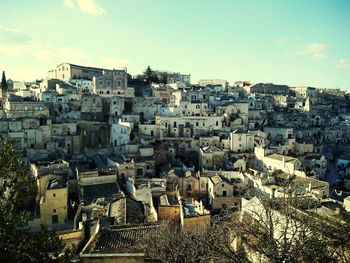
0,0,349,89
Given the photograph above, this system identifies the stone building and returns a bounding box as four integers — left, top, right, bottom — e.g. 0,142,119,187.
93,69,134,98
81,94,104,121
48,63,105,81
40,178,68,225
3,95,49,119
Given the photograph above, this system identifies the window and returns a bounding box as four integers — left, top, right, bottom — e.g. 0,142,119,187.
173,122,177,127
216,121,219,126
53,209,56,213
196,122,199,127
53,194,56,197
187,184,192,191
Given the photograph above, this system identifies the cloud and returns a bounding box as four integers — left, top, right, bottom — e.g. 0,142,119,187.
297,43,327,60
63,0,74,8
274,35,301,45
0,26,31,44
100,57,131,69
0,25,131,80
274,36,289,45
32,46,90,63
64,0,105,15
336,58,350,69
0,25,89,64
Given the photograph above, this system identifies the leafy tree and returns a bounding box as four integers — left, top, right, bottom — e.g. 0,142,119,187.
143,66,159,84
1,70,8,90
0,140,73,262
157,71,168,84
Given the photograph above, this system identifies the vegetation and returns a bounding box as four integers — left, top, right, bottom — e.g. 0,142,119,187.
0,140,73,263
227,194,350,263
138,192,350,263
133,66,169,85
1,70,8,89
139,222,246,263
143,65,159,84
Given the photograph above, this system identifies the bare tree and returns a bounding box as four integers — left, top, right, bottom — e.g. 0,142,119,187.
138,222,247,263
229,193,350,263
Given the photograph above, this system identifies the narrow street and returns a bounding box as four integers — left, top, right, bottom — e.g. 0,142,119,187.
324,160,340,199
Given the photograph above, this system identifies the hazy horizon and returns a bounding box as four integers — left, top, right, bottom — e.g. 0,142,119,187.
0,0,349,89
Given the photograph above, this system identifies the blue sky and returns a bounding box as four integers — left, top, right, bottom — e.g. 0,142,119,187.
0,0,349,89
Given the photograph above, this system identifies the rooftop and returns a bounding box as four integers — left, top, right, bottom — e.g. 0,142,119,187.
83,223,160,254
47,178,67,190
266,154,298,163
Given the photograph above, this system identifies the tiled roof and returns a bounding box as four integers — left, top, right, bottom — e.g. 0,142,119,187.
87,224,160,254
81,183,121,204
211,175,223,185
110,197,145,225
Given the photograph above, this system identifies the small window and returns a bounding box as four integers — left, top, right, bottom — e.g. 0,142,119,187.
53,209,56,213
53,194,56,197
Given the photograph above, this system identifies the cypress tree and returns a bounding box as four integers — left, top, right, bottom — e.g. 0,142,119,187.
1,70,8,90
